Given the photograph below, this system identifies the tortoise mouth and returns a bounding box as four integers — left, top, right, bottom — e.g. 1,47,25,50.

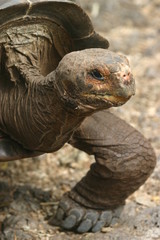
98,94,130,103
82,93,131,106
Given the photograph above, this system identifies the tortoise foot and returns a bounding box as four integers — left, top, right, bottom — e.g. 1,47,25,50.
51,193,123,233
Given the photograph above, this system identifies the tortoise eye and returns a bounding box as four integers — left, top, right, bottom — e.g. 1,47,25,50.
90,69,104,81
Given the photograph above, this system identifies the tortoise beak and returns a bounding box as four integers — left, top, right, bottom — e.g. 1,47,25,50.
106,65,135,104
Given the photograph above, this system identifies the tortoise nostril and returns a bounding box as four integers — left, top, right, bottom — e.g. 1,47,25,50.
122,71,131,84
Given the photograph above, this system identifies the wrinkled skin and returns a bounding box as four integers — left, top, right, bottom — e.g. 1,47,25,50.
0,18,156,233
50,111,156,233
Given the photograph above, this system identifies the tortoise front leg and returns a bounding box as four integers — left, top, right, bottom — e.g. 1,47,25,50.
0,130,43,161
53,110,156,233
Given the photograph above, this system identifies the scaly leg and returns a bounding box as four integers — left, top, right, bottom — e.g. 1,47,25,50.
53,110,156,233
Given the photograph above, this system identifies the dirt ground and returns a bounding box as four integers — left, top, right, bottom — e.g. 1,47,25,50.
0,0,160,239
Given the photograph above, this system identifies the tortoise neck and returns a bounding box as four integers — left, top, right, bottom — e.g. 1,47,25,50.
24,73,86,151
0,70,86,152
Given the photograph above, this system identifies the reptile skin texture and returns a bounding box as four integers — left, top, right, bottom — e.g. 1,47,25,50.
53,110,156,232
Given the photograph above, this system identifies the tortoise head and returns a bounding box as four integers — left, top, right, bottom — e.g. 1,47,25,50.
55,48,135,113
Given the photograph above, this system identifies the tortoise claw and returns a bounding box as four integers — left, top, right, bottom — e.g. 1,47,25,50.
51,193,124,233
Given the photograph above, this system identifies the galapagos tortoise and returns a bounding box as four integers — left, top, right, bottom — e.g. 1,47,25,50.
0,0,156,233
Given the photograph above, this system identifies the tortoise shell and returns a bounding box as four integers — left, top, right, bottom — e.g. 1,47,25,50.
0,0,109,50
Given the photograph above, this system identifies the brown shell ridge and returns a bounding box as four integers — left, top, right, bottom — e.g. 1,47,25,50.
0,1,109,49
0,1,93,39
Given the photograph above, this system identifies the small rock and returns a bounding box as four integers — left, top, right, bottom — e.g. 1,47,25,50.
101,226,113,233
